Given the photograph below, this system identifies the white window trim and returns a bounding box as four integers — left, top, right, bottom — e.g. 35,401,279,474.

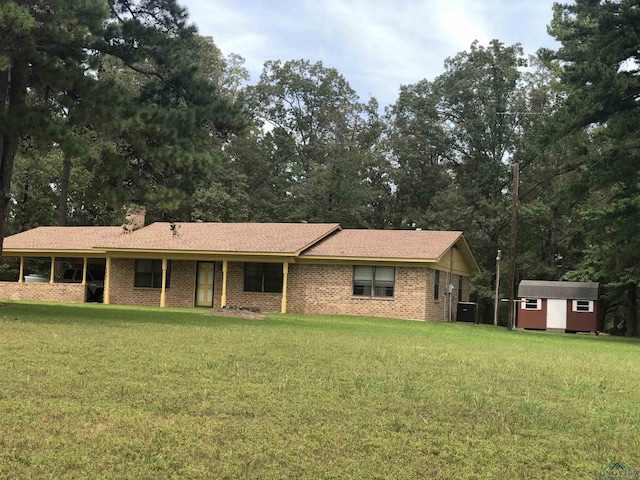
572,300,594,313
522,298,542,310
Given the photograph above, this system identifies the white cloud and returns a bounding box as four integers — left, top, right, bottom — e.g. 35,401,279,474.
178,0,559,107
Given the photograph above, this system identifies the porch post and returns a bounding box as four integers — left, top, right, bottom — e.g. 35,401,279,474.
104,256,111,305
49,257,56,284
281,261,289,314
221,260,228,308
82,257,88,285
160,258,167,308
18,256,24,283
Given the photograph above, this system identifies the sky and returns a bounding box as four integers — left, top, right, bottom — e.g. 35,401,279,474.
177,0,562,108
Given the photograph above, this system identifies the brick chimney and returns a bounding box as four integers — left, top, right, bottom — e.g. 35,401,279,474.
123,206,146,233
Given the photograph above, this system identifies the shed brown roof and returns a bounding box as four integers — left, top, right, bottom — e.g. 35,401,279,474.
518,280,600,300
97,222,341,255
3,226,122,252
301,229,463,261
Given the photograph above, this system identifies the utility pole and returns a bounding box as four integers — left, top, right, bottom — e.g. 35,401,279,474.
494,249,501,326
508,163,519,331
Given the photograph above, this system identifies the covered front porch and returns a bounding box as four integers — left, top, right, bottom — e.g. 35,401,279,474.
103,255,293,313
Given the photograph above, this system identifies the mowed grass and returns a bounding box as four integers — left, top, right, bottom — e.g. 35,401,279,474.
0,302,639,479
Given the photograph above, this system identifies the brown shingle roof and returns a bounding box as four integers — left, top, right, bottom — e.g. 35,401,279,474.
97,222,341,255
301,229,463,261
2,224,478,270
3,226,122,252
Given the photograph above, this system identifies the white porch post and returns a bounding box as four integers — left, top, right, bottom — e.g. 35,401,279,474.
281,262,289,314
49,257,56,284
160,258,168,308
18,256,24,283
221,260,228,308
82,257,88,285
104,256,111,305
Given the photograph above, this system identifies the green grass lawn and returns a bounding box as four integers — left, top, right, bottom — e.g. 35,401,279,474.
0,302,638,479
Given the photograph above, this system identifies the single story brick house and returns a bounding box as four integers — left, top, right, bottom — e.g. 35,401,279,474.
0,221,480,321
518,280,601,332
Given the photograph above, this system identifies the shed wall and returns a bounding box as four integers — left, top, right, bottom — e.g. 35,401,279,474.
518,299,547,330
565,301,601,332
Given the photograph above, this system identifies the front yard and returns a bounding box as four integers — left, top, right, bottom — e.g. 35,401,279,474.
0,302,638,479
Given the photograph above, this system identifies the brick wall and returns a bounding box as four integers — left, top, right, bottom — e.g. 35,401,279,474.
286,264,432,321
0,282,86,303
212,262,282,312
102,258,472,322
109,259,196,308
425,271,472,322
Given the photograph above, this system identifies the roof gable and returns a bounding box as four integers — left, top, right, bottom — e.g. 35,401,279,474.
302,229,479,269
302,229,461,260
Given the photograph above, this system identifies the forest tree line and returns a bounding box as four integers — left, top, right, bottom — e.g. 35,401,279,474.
1,0,639,333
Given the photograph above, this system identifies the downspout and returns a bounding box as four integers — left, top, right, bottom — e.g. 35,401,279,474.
441,269,446,323
448,247,454,323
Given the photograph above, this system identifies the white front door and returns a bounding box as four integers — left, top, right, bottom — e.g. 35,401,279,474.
546,299,567,329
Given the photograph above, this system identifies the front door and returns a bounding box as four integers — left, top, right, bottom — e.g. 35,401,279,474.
546,299,567,330
196,262,215,307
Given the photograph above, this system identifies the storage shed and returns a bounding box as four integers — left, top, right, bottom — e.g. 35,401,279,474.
517,280,601,333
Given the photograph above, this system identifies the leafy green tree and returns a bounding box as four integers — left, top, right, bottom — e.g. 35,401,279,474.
386,41,529,320
385,79,452,228
245,59,391,226
1,0,247,246
509,54,586,284
549,0,640,335
0,0,109,245
9,146,60,234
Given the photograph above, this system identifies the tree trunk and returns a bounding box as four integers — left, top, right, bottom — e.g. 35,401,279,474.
627,282,638,337
0,59,28,254
58,156,71,226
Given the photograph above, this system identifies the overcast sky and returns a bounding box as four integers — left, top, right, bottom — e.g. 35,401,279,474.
177,0,562,108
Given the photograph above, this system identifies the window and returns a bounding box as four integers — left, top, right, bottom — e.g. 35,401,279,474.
244,263,283,293
135,259,170,288
434,270,440,300
523,298,541,310
458,276,463,300
572,300,594,312
353,266,395,297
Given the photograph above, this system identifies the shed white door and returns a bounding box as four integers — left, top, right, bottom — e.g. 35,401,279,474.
546,299,567,329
